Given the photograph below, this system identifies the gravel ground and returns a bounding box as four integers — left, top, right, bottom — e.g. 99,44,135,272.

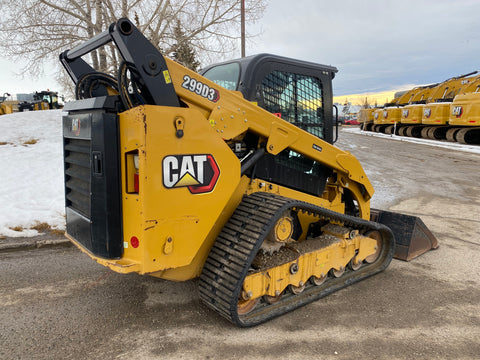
1,129,479,360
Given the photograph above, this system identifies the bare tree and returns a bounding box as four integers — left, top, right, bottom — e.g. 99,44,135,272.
342,98,351,115
0,0,266,83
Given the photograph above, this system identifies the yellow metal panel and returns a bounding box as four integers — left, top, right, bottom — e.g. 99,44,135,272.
242,234,377,299
335,153,374,199
95,105,244,277
422,102,450,125
246,179,343,213
151,176,251,281
373,108,384,124
135,105,241,272
449,93,480,126
266,122,300,155
400,104,423,124
358,108,374,124
382,107,401,124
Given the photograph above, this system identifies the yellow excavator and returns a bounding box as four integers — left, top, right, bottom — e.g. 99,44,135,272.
446,78,480,143
365,72,480,144
358,108,375,130
402,72,479,141
60,18,437,326
397,84,437,137
371,85,434,135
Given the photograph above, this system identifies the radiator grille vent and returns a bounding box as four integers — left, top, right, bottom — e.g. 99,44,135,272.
64,138,91,218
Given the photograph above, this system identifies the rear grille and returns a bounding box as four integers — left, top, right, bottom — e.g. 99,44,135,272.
62,100,123,259
64,138,91,218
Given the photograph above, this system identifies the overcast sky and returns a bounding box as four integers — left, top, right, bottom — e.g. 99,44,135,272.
0,58,60,97
2,0,480,97
247,0,480,95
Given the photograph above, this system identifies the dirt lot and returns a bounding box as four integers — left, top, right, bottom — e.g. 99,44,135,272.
1,129,479,360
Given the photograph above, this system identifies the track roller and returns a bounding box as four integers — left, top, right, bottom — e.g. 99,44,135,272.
421,127,432,138
405,126,423,138
446,128,460,142
428,126,449,140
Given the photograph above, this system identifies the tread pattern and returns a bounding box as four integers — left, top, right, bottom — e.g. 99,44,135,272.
199,193,287,321
198,192,395,327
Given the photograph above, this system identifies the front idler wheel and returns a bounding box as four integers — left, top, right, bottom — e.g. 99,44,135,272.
364,230,382,263
238,290,259,315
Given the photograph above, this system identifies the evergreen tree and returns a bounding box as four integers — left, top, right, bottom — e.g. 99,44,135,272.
171,20,201,72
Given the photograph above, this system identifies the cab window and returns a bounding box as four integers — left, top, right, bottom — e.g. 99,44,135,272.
202,62,240,91
261,70,325,139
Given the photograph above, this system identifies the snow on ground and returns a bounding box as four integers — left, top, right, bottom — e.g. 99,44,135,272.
342,126,480,155
1,110,65,237
1,111,479,238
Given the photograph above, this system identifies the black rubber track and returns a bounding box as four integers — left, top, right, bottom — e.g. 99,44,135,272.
198,192,395,327
456,127,480,144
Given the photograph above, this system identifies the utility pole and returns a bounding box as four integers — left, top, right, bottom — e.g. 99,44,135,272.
241,0,245,57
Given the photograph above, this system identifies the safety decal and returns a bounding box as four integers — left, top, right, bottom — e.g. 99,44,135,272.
423,108,431,118
181,75,220,102
163,70,172,84
71,118,81,136
312,144,322,152
162,154,220,194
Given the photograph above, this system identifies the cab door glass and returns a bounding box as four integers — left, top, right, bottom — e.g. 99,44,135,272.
261,70,325,139
202,62,240,91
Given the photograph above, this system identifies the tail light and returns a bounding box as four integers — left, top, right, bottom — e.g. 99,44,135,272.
126,151,139,193
133,154,139,193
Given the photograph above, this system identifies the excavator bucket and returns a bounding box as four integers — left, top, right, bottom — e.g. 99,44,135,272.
371,209,439,261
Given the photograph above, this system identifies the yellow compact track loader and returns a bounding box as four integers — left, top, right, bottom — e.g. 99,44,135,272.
18,90,63,112
0,93,15,115
60,18,437,326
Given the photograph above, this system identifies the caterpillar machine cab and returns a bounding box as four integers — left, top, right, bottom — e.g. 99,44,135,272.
18,90,63,112
60,18,437,326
